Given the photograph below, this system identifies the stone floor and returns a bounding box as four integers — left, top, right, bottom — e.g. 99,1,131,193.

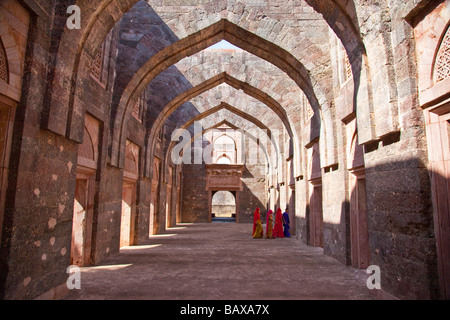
65,223,376,300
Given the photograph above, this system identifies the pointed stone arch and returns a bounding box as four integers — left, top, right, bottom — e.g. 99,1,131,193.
37,1,371,182
164,102,279,183
0,2,30,101
433,23,450,84
0,38,8,84
178,119,271,173
41,0,369,165
144,73,292,178
109,19,326,168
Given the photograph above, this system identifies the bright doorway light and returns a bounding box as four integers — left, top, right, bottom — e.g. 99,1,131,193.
206,40,242,50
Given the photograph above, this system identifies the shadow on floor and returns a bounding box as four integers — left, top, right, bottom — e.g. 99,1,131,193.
212,217,236,223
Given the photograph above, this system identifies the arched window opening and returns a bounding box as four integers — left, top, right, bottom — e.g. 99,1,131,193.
434,25,450,83
212,191,236,222
217,155,232,164
0,38,8,83
213,135,237,164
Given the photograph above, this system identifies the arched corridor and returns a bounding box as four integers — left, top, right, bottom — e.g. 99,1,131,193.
64,223,374,300
0,0,449,301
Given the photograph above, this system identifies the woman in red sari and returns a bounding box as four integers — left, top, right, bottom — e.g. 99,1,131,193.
273,208,284,238
252,208,264,238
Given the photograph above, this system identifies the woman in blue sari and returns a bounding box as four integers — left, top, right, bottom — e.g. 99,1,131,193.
283,207,291,238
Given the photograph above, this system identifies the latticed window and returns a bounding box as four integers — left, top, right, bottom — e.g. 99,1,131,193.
90,42,105,83
434,25,450,83
158,125,165,141
132,95,145,123
90,30,113,86
302,94,314,123
0,38,8,83
344,51,352,80
306,103,314,122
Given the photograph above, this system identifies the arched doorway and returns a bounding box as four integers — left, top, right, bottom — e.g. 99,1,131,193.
71,114,100,266
206,164,244,223
120,140,140,248
307,142,324,248
212,191,236,223
347,125,369,270
0,0,30,251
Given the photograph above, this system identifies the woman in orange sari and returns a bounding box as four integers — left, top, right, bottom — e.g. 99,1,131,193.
273,208,284,238
266,210,274,239
252,208,264,238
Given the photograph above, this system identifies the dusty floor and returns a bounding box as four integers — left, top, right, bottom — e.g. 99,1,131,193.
65,223,376,300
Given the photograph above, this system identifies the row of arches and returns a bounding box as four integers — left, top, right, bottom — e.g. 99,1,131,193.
0,0,448,301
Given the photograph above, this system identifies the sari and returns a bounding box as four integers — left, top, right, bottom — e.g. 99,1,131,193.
273,208,284,238
252,208,264,238
266,210,274,239
283,211,291,238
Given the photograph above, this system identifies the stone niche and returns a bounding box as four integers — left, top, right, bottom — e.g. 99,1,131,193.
205,164,244,191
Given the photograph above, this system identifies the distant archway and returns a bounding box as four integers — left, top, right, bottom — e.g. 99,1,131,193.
164,102,280,183
216,155,232,165
147,73,294,178
111,19,320,171
212,191,236,222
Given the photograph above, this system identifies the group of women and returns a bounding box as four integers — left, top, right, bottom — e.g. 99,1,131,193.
252,207,291,239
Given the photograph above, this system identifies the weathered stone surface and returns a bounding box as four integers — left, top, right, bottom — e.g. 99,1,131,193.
0,0,447,301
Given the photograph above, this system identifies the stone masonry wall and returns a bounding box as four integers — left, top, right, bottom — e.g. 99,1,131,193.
0,0,445,301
